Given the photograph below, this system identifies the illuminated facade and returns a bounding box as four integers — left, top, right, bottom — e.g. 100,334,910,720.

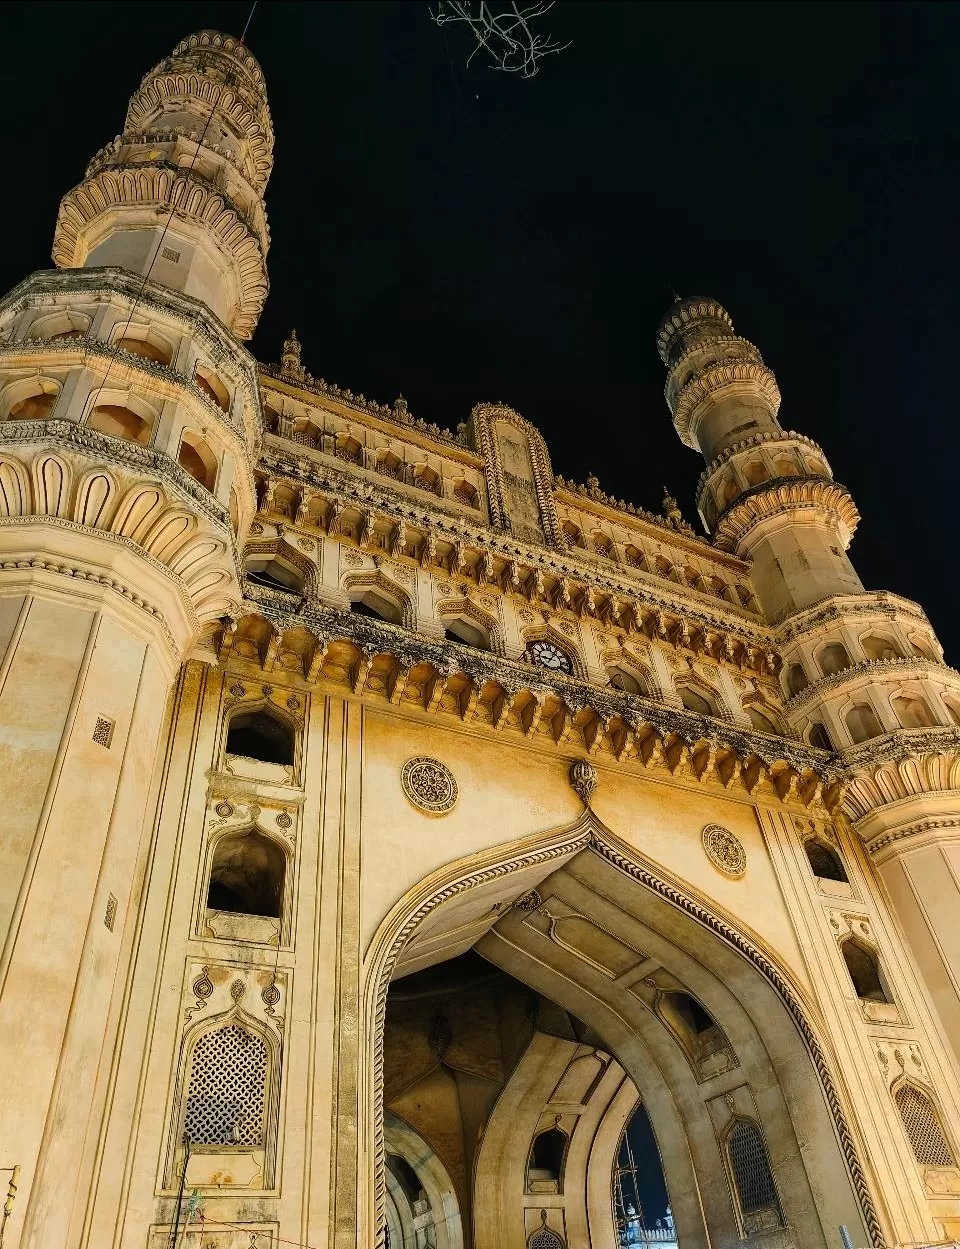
3,30,960,1249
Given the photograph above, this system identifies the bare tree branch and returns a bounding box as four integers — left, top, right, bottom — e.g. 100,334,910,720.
430,1,571,78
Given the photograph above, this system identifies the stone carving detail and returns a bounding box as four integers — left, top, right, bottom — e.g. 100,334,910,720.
569,759,598,805
702,823,747,878
401,756,458,815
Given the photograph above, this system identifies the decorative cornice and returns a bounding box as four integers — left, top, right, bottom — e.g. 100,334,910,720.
656,298,735,363
840,729,960,821
670,361,781,450
695,429,832,502
223,601,836,807
712,477,860,552
784,656,958,713
775,591,933,647
862,812,960,858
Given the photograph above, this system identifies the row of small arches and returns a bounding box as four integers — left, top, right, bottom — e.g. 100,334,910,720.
786,634,939,696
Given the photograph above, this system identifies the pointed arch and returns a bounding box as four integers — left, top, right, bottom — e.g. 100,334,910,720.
243,535,316,598
361,816,885,1249
32,454,72,518
436,596,504,655
342,570,414,629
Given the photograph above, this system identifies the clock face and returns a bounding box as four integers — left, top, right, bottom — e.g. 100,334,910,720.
527,640,573,674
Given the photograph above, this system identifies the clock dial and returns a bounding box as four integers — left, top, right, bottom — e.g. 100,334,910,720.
527,640,573,674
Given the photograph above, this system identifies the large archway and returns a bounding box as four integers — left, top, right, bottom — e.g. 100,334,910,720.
362,814,882,1249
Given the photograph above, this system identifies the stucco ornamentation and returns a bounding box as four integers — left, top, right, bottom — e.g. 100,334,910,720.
701,823,747,878
569,759,598,805
401,756,459,815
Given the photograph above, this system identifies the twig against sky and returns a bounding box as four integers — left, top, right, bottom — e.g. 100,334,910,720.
429,1,571,77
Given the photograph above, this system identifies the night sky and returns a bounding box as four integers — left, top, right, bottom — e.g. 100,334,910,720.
4,2,959,658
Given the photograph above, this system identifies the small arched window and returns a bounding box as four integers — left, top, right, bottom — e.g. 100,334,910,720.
335,435,363,464
245,554,305,593
774,457,800,478
194,363,230,412
805,838,848,882
562,522,584,549
786,664,809,697
592,532,614,559
745,704,777,734
744,461,770,486
8,388,58,420
184,1025,268,1146
208,829,286,918
527,1126,567,1191
178,431,218,490
892,695,935,729
708,576,728,600
378,450,405,482
443,617,490,650
624,545,645,569
226,710,294,766
846,703,883,744
819,642,852,676
943,698,960,728
608,668,648,697
291,419,320,447
88,402,152,444
809,722,834,751
412,464,441,495
115,331,173,365
453,478,479,508
262,405,280,434
679,685,715,716
349,588,404,624
229,487,240,535
861,635,901,662
727,1119,781,1224
654,556,675,579
842,938,891,1003
894,1084,957,1168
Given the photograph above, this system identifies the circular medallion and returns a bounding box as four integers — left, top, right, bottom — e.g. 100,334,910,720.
401,756,459,815
276,811,293,829
215,801,233,819
702,824,747,878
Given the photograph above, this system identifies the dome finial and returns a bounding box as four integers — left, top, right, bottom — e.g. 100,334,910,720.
281,329,303,379
661,485,683,528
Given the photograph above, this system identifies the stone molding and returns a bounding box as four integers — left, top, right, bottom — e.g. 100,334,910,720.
775,591,933,647
860,808,960,860
712,477,860,552
656,298,735,362
696,428,832,499
364,816,884,1249
840,730,960,822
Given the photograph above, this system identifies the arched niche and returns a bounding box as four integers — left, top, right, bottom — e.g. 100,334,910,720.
362,822,880,1249
245,551,306,594
225,706,295,767
113,324,174,365
808,722,834,752
744,702,778,734
384,1112,464,1249
891,693,935,729
526,1125,568,1193
207,828,286,920
677,683,717,717
28,309,91,340
2,377,60,421
86,391,156,445
804,838,848,883
860,634,901,662
607,667,649,697
178,429,218,490
845,703,883,744
194,361,230,411
819,642,852,677
786,663,809,697
840,937,891,1004
344,575,411,627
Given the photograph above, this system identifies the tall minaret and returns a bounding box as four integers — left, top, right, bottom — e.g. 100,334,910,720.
0,32,270,1248
658,296,960,1063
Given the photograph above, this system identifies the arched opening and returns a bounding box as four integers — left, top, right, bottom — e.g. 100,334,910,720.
349,587,404,624
194,362,230,411
336,435,363,464
773,457,799,478
744,461,769,486
115,331,173,364
861,635,901,662
808,722,834,752
229,487,240,535
527,1127,567,1192
614,1103,674,1248
592,533,614,559
88,402,152,444
846,703,883,744
891,694,935,728
786,663,809,697
943,698,960,728
608,668,649,697
292,418,320,447
745,703,777,734
524,639,574,675
805,839,848,883
29,310,91,340
413,464,441,495
910,637,938,662
841,938,891,1004
443,617,491,650
178,430,218,490
262,405,280,434
819,643,852,676
678,685,716,716
654,556,675,580
226,709,294,766
245,553,305,593
624,545,645,569
7,388,58,420
562,522,585,549
378,450,405,482
371,836,873,1249
207,829,285,919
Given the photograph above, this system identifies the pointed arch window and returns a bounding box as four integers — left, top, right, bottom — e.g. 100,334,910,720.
841,938,891,1003
226,709,294,766
804,839,848,883
727,1119,781,1226
894,1084,956,1168
184,1024,268,1146
526,1126,567,1193
207,829,286,919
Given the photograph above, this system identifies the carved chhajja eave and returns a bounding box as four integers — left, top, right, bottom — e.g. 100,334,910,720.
253,453,780,677
221,597,839,811
52,167,268,340
670,360,781,449
839,727,960,822
784,656,960,714
711,477,860,553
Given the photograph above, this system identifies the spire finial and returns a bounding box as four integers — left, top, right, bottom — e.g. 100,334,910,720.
661,485,682,527
280,329,303,379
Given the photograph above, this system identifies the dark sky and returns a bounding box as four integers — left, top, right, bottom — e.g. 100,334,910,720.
5,2,958,657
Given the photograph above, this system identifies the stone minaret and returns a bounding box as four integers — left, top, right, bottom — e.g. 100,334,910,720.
659,295,960,1063
0,31,271,1247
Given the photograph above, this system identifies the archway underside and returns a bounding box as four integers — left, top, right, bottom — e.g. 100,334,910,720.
370,821,880,1249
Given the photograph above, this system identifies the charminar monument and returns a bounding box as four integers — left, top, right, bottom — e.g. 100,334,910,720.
2,29,960,1249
